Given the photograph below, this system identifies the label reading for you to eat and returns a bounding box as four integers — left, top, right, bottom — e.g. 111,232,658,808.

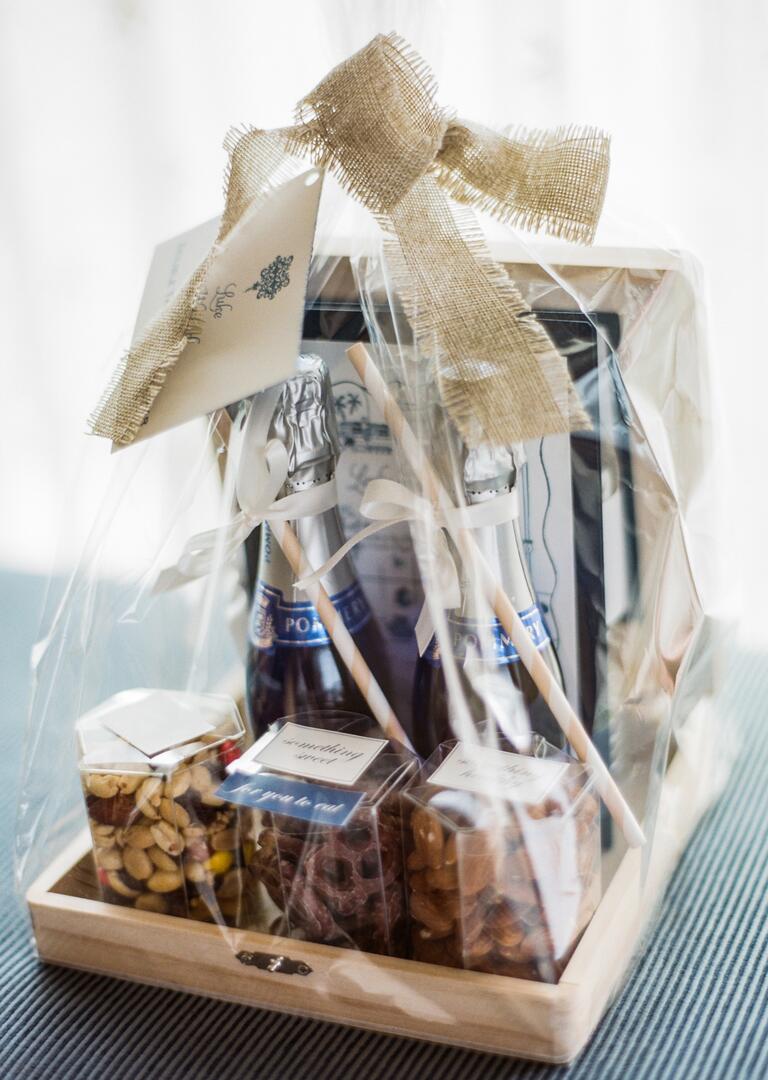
216,770,365,827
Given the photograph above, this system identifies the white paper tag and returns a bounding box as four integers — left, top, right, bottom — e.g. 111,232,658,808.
249,722,387,787
125,168,323,446
428,742,572,804
102,695,216,757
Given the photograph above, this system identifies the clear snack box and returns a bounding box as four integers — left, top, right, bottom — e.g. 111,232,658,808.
77,688,250,925
220,710,417,955
403,735,601,983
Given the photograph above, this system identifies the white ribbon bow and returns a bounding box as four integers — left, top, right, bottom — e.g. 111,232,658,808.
153,400,337,593
296,477,519,655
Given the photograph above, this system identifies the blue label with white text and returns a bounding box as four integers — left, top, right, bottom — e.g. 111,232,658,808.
250,580,371,650
424,603,550,666
216,770,364,827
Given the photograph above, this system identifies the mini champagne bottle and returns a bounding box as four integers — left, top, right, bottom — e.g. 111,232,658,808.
412,444,565,758
246,356,391,737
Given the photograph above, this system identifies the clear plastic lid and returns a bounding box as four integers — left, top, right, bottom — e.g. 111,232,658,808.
76,688,245,778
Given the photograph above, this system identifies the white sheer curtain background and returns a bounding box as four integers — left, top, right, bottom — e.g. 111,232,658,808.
1,0,765,638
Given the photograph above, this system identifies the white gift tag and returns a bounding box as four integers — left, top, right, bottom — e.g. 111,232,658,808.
125,168,323,446
428,742,572,804
246,721,387,787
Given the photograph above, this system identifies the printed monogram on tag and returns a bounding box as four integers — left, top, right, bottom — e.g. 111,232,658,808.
245,254,294,300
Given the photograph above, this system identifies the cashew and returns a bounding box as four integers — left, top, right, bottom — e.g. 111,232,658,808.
116,774,144,795
123,847,153,881
147,870,184,893
87,773,120,799
106,871,140,899
91,828,116,849
95,847,123,871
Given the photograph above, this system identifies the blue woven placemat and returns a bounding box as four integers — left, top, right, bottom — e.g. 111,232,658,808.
2,573,764,1079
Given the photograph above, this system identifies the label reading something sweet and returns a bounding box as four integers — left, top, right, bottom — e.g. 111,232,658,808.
248,721,387,786
428,742,571,805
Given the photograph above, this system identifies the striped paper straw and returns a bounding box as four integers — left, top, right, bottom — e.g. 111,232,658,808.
269,517,413,753
347,342,645,848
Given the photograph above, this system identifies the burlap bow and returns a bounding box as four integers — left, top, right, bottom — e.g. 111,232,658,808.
90,32,609,448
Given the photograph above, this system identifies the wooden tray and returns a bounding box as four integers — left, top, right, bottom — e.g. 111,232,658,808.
27,719,715,1064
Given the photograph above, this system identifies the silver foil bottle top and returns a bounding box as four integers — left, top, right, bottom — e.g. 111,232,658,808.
463,445,517,504
269,355,340,492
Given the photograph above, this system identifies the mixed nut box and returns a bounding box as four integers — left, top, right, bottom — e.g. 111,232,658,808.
79,694,600,982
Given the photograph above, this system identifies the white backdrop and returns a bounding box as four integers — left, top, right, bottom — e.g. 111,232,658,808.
1,0,765,637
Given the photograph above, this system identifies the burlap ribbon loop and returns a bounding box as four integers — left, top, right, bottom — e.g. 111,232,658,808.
90,31,609,448
289,33,449,215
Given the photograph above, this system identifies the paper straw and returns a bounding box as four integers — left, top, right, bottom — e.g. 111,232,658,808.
347,342,645,848
269,516,414,753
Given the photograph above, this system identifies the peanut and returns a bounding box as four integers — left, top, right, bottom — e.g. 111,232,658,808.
148,845,178,872
160,798,190,829
136,777,163,819
124,824,155,850
123,847,153,881
190,764,214,793
150,820,184,856
147,869,184,893
135,893,169,914
201,790,226,808
165,770,191,799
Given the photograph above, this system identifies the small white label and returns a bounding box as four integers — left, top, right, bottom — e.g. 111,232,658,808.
428,742,572,804
102,695,216,757
250,722,387,787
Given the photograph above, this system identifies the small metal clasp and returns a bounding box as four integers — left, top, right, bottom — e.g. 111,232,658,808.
236,950,312,976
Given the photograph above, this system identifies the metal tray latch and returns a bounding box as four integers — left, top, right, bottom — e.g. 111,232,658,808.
236,950,312,976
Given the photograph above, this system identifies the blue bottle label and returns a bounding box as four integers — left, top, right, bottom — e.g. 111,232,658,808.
423,603,550,667
250,580,372,651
